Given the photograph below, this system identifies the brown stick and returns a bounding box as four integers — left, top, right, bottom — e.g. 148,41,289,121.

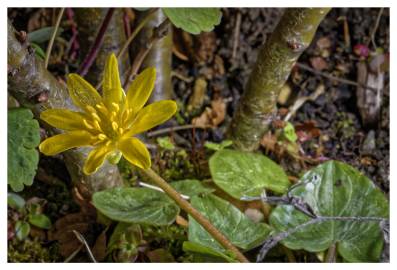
142,168,250,263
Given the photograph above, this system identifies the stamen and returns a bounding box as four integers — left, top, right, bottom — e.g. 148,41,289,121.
91,113,101,122
85,105,96,114
111,102,120,112
105,140,111,147
93,120,102,130
95,103,110,117
111,121,118,131
97,134,107,141
118,127,124,135
83,119,94,129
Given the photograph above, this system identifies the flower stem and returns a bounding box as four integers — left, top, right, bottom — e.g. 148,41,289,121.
142,168,250,263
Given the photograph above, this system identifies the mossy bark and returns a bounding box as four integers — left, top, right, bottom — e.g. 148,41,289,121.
7,20,122,197
228,8,331,151
130,9,173,102
74,8,129,86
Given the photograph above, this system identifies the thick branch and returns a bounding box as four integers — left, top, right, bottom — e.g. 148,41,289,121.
7,20,122,197
228,8,330,151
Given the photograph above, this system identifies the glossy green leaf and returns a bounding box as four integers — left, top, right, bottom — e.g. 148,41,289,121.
209,149,290,199
269,160,389,262
162,8,222,34
189,194,271,252
171,179,215,198
7,193,26,211
182,241,237,262
283,122,297,142
15,221,30,241
30,43,46,59
28,214,52,229
92,187,180,226
27,26,64,43
8,108,40,192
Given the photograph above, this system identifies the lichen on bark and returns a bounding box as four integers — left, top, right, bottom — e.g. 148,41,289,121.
228,8,331,151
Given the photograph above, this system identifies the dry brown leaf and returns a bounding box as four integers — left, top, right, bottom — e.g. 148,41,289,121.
310,56,328,71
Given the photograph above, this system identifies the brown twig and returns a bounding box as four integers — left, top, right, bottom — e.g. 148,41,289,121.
77,8,115,76
44,8,65,69
117,8,158,59
142,168,249,263
123,18,170,89
232,11,242,60
147,124,212,137
296,62,378,92
366,8,384,49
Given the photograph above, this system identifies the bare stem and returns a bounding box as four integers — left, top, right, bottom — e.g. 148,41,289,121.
77,8,115,76
44,8,65,69
142,168,249,263
117,8,158,59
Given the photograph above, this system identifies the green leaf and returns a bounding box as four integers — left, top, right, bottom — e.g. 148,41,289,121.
15,221,30,241
92,187,180,226
283,122,298,143
170,179,215,198
204,140,233,151
8,108,40,192
27,26,64,43
157,136,175,150
162,8,222,35
8,193,26,211
28,214,52,229
182,241,237,262
189,194,271,252
209,149,290,199
30,43,46,59
269,160,389,262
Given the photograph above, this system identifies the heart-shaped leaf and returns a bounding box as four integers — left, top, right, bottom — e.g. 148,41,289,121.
189,194,271,252
171,179,215,198
92,187,180,226
209,149,290,199
269,160,389,262
8,108,40,192
162,8,222,34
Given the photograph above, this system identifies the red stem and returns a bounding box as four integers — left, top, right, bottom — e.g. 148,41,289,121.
77,8,115,76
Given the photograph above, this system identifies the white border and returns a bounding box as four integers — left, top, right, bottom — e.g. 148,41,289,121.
1,1,394,269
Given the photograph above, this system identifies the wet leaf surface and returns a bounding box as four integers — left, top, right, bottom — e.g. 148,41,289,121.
270,160,389,262
209,149,290,199
189,194,271,252
92,187,180,226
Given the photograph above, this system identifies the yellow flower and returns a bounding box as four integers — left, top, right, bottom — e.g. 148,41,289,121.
39,53,177,175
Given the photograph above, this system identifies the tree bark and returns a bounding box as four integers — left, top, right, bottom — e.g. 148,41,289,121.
130,9,173,102
228,8,331,151
7,20,122,198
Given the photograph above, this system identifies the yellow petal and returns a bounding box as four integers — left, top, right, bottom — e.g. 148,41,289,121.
126,67,156,115
124,100,177,137
118,137,151,169
39,130,94,156
41,109,87,131
67,74,102,110
83,144,114,175
102,53,124,109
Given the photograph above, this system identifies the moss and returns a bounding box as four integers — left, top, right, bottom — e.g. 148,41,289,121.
142,224,190,262
8,237,62,262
